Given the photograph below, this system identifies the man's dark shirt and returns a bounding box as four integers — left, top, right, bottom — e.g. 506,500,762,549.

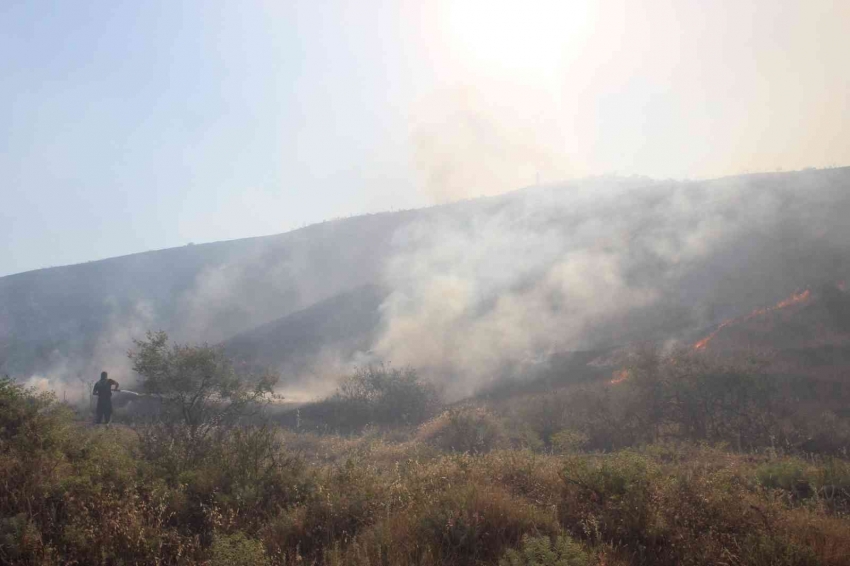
93,379,119,401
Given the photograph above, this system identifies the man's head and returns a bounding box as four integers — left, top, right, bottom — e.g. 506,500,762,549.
100,371,108,381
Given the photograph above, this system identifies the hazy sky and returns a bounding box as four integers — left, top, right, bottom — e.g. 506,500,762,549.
2,0,848,277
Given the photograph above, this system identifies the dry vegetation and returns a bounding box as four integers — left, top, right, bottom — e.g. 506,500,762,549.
2,345,850,565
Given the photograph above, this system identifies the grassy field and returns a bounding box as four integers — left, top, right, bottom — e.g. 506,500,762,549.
2,373,850,566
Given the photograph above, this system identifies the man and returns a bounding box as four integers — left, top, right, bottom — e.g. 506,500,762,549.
92,371,119,424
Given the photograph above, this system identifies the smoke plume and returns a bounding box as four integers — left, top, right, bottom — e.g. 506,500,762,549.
373,169,850,398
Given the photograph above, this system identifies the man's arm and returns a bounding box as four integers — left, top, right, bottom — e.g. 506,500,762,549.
109,379,120,391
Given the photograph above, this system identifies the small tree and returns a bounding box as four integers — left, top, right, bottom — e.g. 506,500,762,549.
335,363,442,426
129,331,278,441
419,406,508,453
300,364,442,432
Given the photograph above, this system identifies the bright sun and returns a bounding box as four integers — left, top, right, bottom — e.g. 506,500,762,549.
442,0,592,81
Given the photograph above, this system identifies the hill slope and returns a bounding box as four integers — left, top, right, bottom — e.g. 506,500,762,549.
223,284,387,393
0,211,416,378
4,168,850,399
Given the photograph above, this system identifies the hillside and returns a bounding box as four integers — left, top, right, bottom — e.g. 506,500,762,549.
688,283,850,410
0,211,417,378
3,168,850,400
223,284,387,397
220,170,848,397
5,170,850,566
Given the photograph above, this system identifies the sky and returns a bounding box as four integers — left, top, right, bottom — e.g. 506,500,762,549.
1,0,849,277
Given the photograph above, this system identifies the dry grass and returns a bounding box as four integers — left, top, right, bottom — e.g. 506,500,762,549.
3,377,850,565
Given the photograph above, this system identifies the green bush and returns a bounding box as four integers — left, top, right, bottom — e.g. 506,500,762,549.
420,407,509,453
796,411,850,456
504,386,638,452
509,391,572,447
811,458,850,500
561,452,657,501
756,457,850,514
0,376,72,453
737,534,821,566
556,449,839,566
300,364,442,432
259,455,389,561
0,378,202,564
757,459,811,496
551,430,589,454
558,452,659,553
130,331,278,440
210,532,269,566
414,484,559,564
499,534,593,566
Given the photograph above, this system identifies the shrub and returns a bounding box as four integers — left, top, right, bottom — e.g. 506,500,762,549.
505,384,640,452
756,459,811,497
300,364,442,432
0,376,72,453
812,458,850,502
796,411,850,455
259,455,390,561
509,391,572,447
499,534,594,566
0,378,203,564
757,457,850,514
130,331,278,444
145,424,315,545
558,452,659,550
551,430,589,454
561,452,657,502
557,449,835,566
419,407,509,453
414,484,559,565
210,532,269,566
737,534,820,566
482,450,563,506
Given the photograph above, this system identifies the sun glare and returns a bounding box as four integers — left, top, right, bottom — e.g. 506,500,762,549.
443,0,592,81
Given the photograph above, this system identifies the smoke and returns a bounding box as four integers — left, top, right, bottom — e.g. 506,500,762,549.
272,347,378,403
22,375,81,403
94,298,156,378
172,217,411,345
411,85,572,203
7,164,850,404
3,213,409,398
17,298,155,402
373,169,850,398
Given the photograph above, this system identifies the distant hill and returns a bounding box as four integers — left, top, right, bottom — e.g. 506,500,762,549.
0,211,417,378
223,284,387,381
4,167,850,401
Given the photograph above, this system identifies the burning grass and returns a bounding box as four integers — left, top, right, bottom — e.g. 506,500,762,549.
693,288,814,351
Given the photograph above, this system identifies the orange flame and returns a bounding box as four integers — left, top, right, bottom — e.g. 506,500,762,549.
774,289,810,310
609,369,629,385
693,319,734,351
693,289,811,351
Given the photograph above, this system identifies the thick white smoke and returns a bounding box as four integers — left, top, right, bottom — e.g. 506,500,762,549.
19,298,155,402
373,171,850,398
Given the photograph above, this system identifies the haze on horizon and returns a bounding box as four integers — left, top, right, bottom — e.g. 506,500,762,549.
2,0,849,277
